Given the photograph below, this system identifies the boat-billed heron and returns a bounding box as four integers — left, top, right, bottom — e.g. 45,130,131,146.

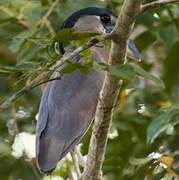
36,7,140,173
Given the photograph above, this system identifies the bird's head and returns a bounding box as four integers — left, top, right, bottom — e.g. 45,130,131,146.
59,7,141,60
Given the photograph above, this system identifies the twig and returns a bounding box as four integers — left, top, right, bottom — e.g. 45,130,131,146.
40,0,60,30
11,103,19,134
30,76,62,89
0,38,99,110
142,0,179,12
43,0,60,20
29,161,42,180
0,5,29,29
82,0,143,180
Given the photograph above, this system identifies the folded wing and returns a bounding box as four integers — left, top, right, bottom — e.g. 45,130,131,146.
36,68,104,173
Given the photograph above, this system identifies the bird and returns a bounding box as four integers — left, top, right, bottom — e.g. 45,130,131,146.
36,6,140,174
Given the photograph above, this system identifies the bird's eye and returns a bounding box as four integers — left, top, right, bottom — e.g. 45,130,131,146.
100,14,111,24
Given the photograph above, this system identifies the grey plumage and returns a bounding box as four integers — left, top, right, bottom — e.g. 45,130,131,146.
36,62,104,172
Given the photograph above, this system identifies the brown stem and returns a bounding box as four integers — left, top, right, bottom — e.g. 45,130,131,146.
40,0,61,30
142,0,179,12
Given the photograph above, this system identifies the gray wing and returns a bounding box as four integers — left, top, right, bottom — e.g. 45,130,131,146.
36,67,104,173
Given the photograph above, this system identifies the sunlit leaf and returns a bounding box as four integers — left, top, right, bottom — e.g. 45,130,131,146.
158,155,173,169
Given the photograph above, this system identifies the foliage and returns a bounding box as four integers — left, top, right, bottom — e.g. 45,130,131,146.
0,0,179,180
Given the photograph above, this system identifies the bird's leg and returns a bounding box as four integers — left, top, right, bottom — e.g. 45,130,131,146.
70,147,81,178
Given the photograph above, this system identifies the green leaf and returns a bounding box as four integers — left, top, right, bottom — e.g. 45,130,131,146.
54,29,99,45
93,63,108,72
134,31,157,52
60,63,82,75
110,63,164,88
147,106,179,144
158,25,179,50
131,63,165,89
110,64,136,82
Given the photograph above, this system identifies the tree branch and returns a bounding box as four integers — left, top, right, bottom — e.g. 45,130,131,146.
142,0,179,12
40,0,61,30
0,5,29,29
82,1,143,180
0,39,99,110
